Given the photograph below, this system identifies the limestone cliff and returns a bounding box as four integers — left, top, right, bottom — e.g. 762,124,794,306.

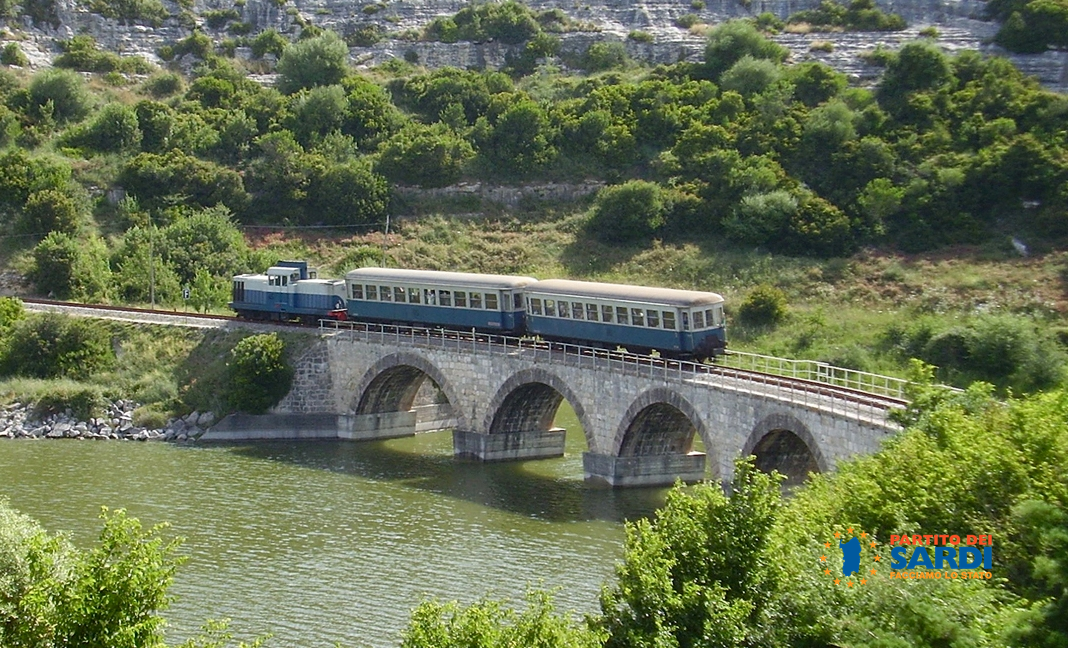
3,0,1066,92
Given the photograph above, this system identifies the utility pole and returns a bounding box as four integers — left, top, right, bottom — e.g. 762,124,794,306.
149,219,155,308
381,213,390,267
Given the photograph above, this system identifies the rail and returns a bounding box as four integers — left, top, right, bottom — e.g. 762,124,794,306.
718,350,909,400
319,320,907,426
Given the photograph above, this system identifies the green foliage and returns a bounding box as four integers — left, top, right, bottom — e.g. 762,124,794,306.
598,460,782,648
787,0,907,31
719,55,783,96
87,0,167,25
703,20,788,79
0,313,114,379
588,180,667,243
203,7,240,28
1,43,28,67
0,501,182,648
21,0,59,27
376,122,474,187
0,150,70,215
886,314,1066,393
226,333,293,413
118,150,248,213
27,68,93,124
18,188,83,237
582,41,628,72
62,102,142,154
159,206,250,284
425,0,541,44
28,232,111,301
276,31,349,94
55,35,153,73
251,28,288,58
989,0,1068,52
627,30,654,43
474,98,555,174
737,284,788,326
142,72,183,98
0,297,24,331
402,590,600,648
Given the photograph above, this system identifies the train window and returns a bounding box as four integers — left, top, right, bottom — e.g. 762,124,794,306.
455,292,467,308
681,312,689,330
693,310,704,329
366,285,377,301
705,309,715,326
545,299,556,317
558,300,570,318
281,276,288,286
586,304,599,321
309,270,317,279
485,293,498,310
440,291,452,307
631,308,644,327
663,312,675,330
530,298,542,315
425,289,437,305
379,286,392,302
351,284,363,300
616,307,628,325
514,293,523,310
403,288,416,304
572,302,583,320
647,310,659,328
712,306,723,326
393,287,405,303
602,305,613,323
470,293,482,309
291,272,299,283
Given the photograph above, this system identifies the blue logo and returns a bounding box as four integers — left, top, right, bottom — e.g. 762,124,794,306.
839,536,861,576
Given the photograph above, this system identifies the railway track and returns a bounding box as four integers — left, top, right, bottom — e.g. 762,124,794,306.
21,298,908,413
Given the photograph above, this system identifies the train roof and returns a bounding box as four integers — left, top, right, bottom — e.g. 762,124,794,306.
527,279,724,307
345,267,537,289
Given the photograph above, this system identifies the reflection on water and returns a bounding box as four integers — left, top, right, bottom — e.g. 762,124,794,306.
0,425,669,648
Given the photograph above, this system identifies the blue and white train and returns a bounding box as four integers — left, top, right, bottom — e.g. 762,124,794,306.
230,263,726,358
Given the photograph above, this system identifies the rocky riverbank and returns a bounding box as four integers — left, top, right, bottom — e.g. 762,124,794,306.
0,399,215,442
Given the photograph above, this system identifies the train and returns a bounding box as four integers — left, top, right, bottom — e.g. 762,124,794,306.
230,261,727,359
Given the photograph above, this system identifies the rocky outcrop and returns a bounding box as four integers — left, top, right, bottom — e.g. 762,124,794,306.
0,398,216,442
1,0,1065,94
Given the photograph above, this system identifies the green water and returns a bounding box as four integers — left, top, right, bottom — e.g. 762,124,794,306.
0,421,667,647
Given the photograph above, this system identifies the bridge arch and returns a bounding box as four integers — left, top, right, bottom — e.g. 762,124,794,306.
613,388,712,465
742,413,827,487
482,368,595,450
350,352,470,431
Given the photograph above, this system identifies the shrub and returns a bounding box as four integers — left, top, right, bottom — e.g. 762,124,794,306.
276,31,349,94
719,55,783,95
141,71,183,97
18,188,83,237
583,41,628,71
703,19,788,79
28,68,93,123
0,296,24,330
675,13,700,28
28,232,111,301
1,43,28,66
737,284,788,326
226,333,293,413
587,180,667,243
0,313,115,380
251,28,288,58
627,30,654,43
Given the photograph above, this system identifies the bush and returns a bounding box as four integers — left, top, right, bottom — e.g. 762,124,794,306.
28,232,111,301
18,188,83,237
28,68,93,123
703,20,789,79
0,313,115,380
226,333,293,413
719,55,783,95
141,71,183,97
737,284,788,326
276,31,349,94
587,180,667,243
251,28,288,58
583,41,628,71
1,43,28,66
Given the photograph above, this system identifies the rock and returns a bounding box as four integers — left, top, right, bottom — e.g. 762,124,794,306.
45,428,64,439
197,411,215,427
177,433,188,441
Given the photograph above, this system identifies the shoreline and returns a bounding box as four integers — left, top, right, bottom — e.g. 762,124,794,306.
0,399,213,442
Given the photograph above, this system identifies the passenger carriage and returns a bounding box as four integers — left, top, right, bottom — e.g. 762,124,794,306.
230,261,348,323
523,279,726,358
344,268,537,332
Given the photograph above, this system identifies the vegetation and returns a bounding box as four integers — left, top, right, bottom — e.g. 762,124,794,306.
989,0,1068,52
225,333,294,414
786,0,907,31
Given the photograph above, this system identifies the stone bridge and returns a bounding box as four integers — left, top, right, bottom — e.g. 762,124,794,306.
206,325,902,487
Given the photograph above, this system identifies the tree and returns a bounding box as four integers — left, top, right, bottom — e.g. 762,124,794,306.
276,31,349,94
0,313,115,379
376,123,474,187
226,333,294,414
18,188,83,237
308,158,390,226
289,84,347,147
118,149,248,212
719,55,783,96
878,42,953,112
27,68,93,123
0,149,71,214
63,102,142,154
159,206,250,284
28,232,111,301
703,20,788,79
587,180,667,243
598,460,782,648
476,99,555,175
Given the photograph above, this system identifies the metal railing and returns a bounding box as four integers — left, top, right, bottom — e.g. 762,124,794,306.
319,320,907,425
718,350,909,400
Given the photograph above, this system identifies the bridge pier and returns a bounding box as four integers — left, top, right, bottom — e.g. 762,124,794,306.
452,428,567,461
583,452,707,487
339,411,417,440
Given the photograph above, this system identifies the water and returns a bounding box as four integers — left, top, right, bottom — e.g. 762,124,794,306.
0,421,667,647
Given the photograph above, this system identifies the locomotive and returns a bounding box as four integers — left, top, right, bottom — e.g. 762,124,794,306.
230,262,726,358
